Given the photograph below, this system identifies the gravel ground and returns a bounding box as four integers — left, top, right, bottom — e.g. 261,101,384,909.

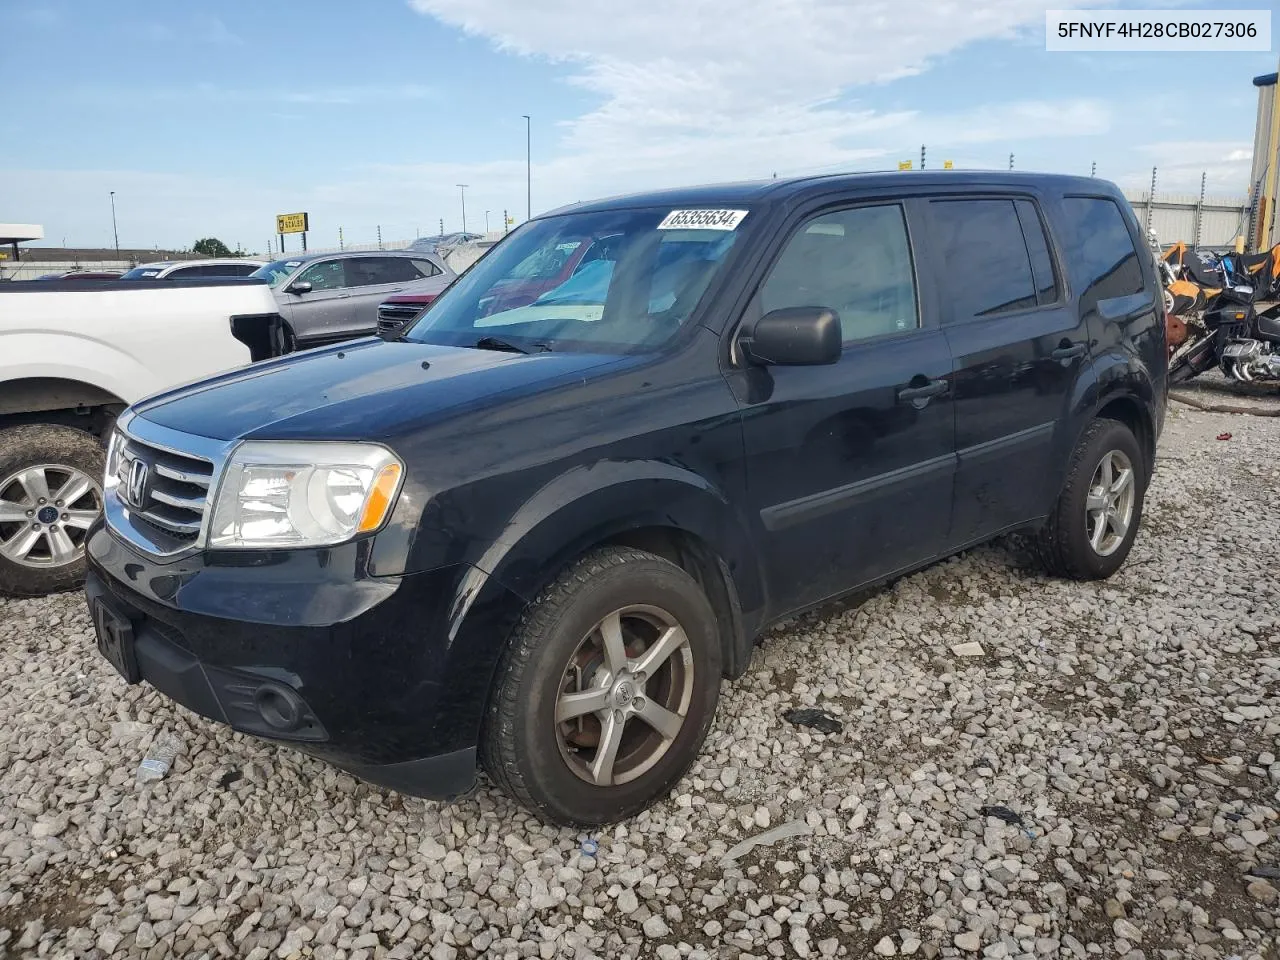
1,407,1278,960
1171,370,1280,416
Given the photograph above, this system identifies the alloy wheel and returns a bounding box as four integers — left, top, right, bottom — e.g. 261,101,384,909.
0,464,103,568
1085,449,1135,557
554,604,695,787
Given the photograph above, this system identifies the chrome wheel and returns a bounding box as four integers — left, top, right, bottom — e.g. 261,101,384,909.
1085,449,1134,557
555,604,694,787
0,464,102,568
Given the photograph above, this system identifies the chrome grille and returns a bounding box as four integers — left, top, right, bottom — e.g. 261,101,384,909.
115,436,213,545
376,302,424,335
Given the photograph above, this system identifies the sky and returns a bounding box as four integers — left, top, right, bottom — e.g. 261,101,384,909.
0,0,1275,254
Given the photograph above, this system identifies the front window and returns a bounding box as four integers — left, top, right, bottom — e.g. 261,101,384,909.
250,258,307,288
120,265,164,280
401,208,748,352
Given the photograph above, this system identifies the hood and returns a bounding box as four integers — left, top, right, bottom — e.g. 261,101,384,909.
131,337,625,442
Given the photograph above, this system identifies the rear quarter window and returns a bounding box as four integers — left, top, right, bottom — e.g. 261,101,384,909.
1060,197,1145,305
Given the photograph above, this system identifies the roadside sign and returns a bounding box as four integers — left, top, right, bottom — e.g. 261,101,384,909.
943,160,954,170
276,212,309,235
898,161,912,171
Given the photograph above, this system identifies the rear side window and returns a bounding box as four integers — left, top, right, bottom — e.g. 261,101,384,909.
1014,200,1059,305
201,262,257,277
759,204,919,343
411,258,442,278
929,199,1037,319
346,256,425,286
1060,197,1144,304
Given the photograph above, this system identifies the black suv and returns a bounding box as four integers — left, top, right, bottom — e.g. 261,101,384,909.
86,172,1166,825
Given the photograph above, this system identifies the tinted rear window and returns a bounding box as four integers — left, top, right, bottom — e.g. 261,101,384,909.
1060,197,1144,304
929,199,1038,319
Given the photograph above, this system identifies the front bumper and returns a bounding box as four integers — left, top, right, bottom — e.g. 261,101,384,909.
84,525,509,800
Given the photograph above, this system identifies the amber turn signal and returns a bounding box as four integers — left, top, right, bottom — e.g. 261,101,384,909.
357,463,403,532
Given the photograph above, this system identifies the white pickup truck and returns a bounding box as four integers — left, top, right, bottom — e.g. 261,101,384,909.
0,279,293,595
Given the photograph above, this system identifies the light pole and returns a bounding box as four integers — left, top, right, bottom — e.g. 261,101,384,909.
457,184,469,234
485,210,490,233
522,114,531,220
109,191,120,256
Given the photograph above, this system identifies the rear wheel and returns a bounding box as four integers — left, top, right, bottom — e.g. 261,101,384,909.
0,425,104,597
1036,418,1146,581
482,547,722,825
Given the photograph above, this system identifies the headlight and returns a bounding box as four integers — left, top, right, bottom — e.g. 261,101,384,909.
208,442,403,549
104,430,123,493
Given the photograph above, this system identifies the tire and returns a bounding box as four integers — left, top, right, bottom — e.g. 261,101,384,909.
0,424,105,597
1036,418,1146,581
481,546,722,826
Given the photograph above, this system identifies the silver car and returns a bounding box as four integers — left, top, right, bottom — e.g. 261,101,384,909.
249,250,454,347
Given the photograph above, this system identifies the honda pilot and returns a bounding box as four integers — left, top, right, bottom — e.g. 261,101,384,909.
85,171,1166,825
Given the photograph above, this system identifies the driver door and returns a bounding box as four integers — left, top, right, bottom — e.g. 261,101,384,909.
736,201,957,615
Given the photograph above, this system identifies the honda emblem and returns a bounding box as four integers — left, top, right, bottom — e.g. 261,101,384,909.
126,459,149,509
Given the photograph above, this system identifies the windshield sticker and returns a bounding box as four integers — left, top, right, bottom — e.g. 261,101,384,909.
657,209,748,231
285,261,302,268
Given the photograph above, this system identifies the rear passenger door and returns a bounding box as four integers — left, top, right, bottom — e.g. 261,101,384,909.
737,201,956,616
339,256,429,337
923,196,1088,547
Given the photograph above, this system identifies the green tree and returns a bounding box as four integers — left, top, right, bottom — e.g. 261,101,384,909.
192,237,234,257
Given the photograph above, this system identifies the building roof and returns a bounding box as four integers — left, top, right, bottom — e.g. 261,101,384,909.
0,223,44,244
11,247,200,262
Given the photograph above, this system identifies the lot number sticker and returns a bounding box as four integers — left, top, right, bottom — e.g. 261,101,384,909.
657,209,749,231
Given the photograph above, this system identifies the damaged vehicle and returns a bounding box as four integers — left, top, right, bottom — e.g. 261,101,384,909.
85,172,1165,824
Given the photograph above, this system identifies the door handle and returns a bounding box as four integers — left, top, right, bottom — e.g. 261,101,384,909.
1052,343,1087,361
897,379,949,403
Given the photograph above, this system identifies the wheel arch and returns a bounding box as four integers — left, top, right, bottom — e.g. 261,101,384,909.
0,376,126,436
466,464,763,681
1093,393,1154,469
422,464,763,757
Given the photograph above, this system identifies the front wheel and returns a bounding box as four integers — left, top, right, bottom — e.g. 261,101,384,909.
0,424,105,597
482,547,722,825
1036,418,1146,580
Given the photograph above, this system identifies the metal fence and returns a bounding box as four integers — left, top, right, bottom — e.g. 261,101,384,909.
1122,190,1249,248
0,258,135,281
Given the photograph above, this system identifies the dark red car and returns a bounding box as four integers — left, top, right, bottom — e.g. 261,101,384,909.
375,238,602,335
34,271,124,280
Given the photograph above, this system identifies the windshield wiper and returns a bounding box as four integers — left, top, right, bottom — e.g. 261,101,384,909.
472,335,530,354
471,336,553,354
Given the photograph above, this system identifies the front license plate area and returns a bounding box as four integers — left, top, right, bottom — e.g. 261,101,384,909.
92,598,141,684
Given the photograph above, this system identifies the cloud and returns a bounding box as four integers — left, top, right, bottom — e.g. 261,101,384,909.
12,4,60,27
1122,141,1255,195
71,82,439,107
405,0,1100,201
201,16,243,46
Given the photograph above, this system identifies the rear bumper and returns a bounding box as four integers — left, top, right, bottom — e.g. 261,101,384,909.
83,525,515,800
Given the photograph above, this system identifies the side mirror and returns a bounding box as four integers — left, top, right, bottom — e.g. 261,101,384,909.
742,307,841,365
287,281,312,295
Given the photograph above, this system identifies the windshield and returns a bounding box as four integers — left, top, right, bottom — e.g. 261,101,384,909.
119,265,164,280
401,208,746,352
250,258,305,287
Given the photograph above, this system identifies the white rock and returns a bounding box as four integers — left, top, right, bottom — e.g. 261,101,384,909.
643,915,670,938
